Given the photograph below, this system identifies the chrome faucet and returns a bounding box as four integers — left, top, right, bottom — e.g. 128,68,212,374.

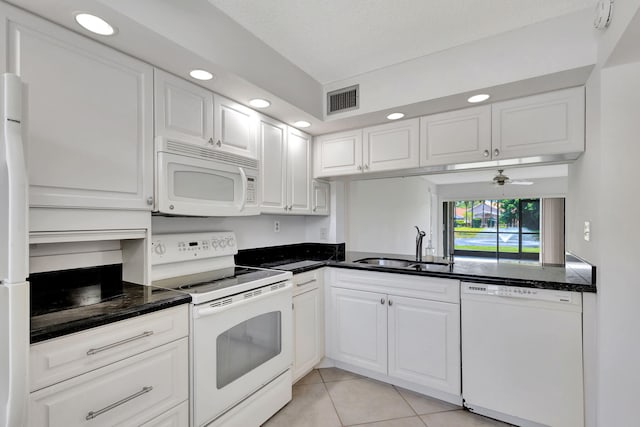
415,226,426,262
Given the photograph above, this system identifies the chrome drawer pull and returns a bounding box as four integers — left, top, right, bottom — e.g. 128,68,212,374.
86,331,154,356
296,279,317,287
86,386,153,420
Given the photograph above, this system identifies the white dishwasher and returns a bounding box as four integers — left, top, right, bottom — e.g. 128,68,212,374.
461,282,583,427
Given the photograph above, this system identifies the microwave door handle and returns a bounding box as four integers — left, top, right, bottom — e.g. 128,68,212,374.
238,167,247,212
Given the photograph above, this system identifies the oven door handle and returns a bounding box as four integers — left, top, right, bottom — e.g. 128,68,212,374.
194,281,292,319
238,167,247,212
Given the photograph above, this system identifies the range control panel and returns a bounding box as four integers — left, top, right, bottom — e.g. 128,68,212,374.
463,283,573,303
151,232,237,265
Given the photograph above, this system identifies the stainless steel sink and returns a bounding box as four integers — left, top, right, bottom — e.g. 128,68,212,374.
354,257,452,270
354,258,415,268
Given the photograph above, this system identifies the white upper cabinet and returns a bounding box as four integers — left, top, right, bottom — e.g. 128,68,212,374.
420,106,491,166
364,118,420,172
287,127,311,214
7,11,153,210
259,116,288,212
314,129,363,177
492,86,585,160
154,69,214,147
260,118,312,214
314,119,419,177
214,95,259,159
311,180,330,215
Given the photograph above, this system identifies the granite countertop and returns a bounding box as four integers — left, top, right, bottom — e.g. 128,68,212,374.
30,281,191,344
333,251,596,293
239,242,596,293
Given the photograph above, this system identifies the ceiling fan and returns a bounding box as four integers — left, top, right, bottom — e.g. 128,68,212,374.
492,169,534,186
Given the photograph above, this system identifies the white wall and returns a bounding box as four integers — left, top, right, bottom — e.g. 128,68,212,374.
152,215,308,250
565,4,640,425
347,176,435,256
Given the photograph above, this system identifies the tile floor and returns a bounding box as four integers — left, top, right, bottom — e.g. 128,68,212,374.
263,368,513,427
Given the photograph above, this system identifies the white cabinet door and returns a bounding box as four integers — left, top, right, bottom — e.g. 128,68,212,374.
363,118,420,172
329,287,387,374
419,106,491,166
287,127,311,214
259,116,288,213
293,288,323,382
492,87,585,160
7,14,153,210
154,69,214,146
214,95,258,159
314,129,363,177
388,296,460,395
311,180,330,215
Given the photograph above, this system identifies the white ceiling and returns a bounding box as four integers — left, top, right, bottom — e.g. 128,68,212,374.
424,164,569,185
208,0,593,84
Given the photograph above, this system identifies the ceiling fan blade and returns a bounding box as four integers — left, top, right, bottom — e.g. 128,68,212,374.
509,180,534,185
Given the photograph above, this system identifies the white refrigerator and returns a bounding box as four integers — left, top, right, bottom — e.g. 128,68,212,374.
0,73,29,426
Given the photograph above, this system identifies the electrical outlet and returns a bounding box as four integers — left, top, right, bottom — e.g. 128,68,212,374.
274,221,280,233
584,221,590,241
320,227,328,240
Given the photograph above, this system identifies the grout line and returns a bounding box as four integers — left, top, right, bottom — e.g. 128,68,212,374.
321,375,346,427
393,385,420,417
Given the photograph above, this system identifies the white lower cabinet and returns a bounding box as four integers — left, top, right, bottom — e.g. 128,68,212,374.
29,305,190,427
292,269,325,382
327,269,460,398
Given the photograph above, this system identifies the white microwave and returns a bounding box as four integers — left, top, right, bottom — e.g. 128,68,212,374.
155,137,260,216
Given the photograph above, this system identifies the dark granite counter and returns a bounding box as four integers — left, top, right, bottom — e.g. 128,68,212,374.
30,265,191,344
237,243,596,293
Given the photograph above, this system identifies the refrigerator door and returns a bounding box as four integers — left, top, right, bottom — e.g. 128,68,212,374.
0,73,27,283
0,73,29,427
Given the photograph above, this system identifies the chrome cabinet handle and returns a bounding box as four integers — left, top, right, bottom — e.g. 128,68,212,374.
146,197,153,206
312,207,317,212
357,165,363,171
216,139,222,147
86,386,153,420
494,148,500,157
380,298,385,305
296,279,317,287
364,164,369,170
388,299,393,306
207,137,215,146
86,331,154,356
483,149,490,157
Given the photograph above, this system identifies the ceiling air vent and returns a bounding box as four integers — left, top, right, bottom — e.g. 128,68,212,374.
327,85,359,115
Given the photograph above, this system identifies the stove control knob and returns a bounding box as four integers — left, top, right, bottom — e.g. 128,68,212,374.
211,239,219,249
154,242,166,255
226,237,234,247
219,239,227,248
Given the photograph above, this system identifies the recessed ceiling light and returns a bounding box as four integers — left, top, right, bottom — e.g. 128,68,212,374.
74,13,116,36
189,69,214,81
467,94,491,103
293,121,311,128
386,112,405,120
249,98,271,108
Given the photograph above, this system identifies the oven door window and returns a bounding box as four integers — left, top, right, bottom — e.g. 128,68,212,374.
216,311,282,389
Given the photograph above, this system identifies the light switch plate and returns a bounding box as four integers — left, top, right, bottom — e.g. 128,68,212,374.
584,221,591,241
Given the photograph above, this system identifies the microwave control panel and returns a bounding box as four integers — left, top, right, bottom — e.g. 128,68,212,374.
151,231,237,265
246,177,257,204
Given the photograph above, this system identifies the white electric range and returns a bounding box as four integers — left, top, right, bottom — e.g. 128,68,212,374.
151,232,293,427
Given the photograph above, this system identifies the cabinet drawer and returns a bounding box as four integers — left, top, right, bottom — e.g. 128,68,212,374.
31,305,189,391
140,401,189,427
30,338,189,427
292,269,322,296
329,268,459,303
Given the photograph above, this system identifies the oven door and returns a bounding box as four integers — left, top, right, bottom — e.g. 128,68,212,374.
156,152,258,216
191,281,293,427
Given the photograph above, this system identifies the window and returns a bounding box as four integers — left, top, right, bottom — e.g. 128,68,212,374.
452,199,540,261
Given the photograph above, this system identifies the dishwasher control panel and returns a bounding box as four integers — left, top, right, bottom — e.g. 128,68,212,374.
463,283,574,303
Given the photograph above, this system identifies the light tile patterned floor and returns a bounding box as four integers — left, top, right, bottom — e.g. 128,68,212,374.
263,368,513,427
